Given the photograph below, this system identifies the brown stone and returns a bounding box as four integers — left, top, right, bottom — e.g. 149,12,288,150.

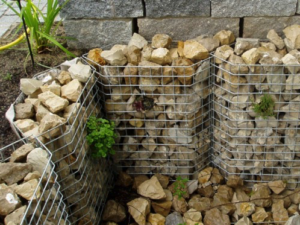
268,180,286,194
212,193,236,215
133,175,149,190
124,63,138,85
198,167,213,184
213,30,235,45
153,174,169,189
102,200,126,223
152,201,172,217
251,207,268,223
9,143,34,162
272,200,289,224
226,175,244,188
210,168,224,184
203,208,230,225
173,57,195,85
14,103,34,120
87,48,106,67
172,195,188,214
183,40,209,61
118,171,133,187
125,45,141,65
250,184,272,208
197,185,214,198
188,195,210,212
0,188,21,216
0,163,32,185
152,34,172,49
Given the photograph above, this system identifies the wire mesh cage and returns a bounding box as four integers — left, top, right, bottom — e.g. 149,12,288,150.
0,138,70,225
83,53,213,178
212,53,300,188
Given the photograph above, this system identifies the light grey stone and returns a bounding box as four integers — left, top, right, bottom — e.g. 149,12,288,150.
144,0,210,18
63,19,133,50
243,16,300,39
166,212,184,225
297,0,300,14
211,0,297,17
138,17,239,41
59,0,143,19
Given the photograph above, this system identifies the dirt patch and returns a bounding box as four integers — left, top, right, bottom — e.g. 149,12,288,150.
0,25,86,148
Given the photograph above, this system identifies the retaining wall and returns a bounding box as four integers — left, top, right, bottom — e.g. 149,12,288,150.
60,0,300,50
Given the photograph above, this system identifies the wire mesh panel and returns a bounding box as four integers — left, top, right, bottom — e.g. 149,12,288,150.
83,54,212,178
212,54,300,187
0,138,70,225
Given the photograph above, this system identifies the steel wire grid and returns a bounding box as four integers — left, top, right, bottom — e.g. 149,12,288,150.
212,54,300,188
83,54,213,178
0,138,70,225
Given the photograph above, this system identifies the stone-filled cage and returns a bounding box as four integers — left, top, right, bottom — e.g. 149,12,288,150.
212,54,300,187
83,54,213,178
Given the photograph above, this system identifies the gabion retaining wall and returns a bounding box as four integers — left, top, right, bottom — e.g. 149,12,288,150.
212,55,300,187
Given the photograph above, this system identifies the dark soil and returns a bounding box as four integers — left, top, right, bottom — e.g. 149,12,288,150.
0,25,85,149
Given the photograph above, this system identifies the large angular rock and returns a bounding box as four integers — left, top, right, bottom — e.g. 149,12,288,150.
38,91,69,113
14,103,34,120
267,29,285,49
235,217,253,225
203,208,230,225
101,49,127,66
138,18,239,41
4,205,26,224
138,61,162,76
64,19,133,50
20,78,43,96
166,212,184,225
172,195,188,214
137,176,166,200
172,57,195,85
198,167,213,184
145,0,210,17
272,200,289,223
57,71,72,85
127,198,150,225
283,24,300,50
251,207,268,223
151,201,172,217
14,119,37,133
102,200,126,222
150,48,172,65
250,184,272,207
152,34,172,48
128,33,148,49
40,81,61,96
195,35,220,52
214,45,234,64
61,79,83,102
125,45,141,65
36,104,51,122
211,0,297,17
10,143,34,162
234,38,260,55
183,40,209,61
213,30,235,45
188,195,211,212
38,113,66,138
0,163,32,185
68,64,92,83
14,179,41,200
0,188,21,216
60,0,143,19
268,180,286,194
27,148,51,178
147,213,166,225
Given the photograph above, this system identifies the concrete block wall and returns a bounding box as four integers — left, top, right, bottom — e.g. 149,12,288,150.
60,0,300,50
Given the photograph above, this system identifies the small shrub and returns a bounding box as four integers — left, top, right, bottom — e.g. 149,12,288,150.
2,73,13,81
252,94,275,119
86,116,117,158
173,176,188,200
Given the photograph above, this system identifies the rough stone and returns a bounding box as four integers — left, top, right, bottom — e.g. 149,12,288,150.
198,167,213,184
195,35,220,52
234,38,260,55
40,81,61,96
166,212,184,225
125,45,141,65
152,34,172,49
38,91,69,113
36,104,51,122
87,48,106,68
14,103,34,120
0,163,32,185
68,63,91,83
213,30,235,45
101,49,127,66
138,18,239,41
151,201,172,217
147,213,165,225
10,143,34,162
14,119,37,133
102,200,126,223
137,176,166,200
61,79,83,102
24,171,41,182
172,196,188,214
14,179,41,200
20,78,43,96
172,57,195,85
183,209,202,222
150,48,172,65
64,19,133,50
138,61,162,76
285,214,300,225
236,202,255,217
250,184,272,207
27,148,51,178
197,185,214,198
188,195,211,212
272,200,289,223
235,217,253,225
38,114,66,138
4,205,26,224
153,174,169,189
268,180,286,194
214,45,234,64
139,77,160,92
226,175,244,188
124,63,138,85
242,48,261,68
127,198,150,225
183,40,209,61
283,24,300,50
251,207,268,223
212,193,236,215
186,180,198,195
203,208,230,225
129,33,148,49
60,0,143,19
211,0,297,17
144,0,210,17
244,16,300,39
57,71,72,85
267,29,285,49
118,172,133,187
63,103,81,122
0,188,21,216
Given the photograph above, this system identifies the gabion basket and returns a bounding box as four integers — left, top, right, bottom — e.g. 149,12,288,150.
212,54,300,188
83,53,212,178
0,138,70,225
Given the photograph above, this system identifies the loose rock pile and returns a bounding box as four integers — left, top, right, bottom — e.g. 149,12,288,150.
102,167,300,225
0,142,67,224
86,30,236,176
213,24,300,183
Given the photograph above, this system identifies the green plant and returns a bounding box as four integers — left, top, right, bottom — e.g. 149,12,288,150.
173,176,188,200
1,0,75,57
86,116,117,158
178,223,187,225
2,73,13,81
252,94,275,119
